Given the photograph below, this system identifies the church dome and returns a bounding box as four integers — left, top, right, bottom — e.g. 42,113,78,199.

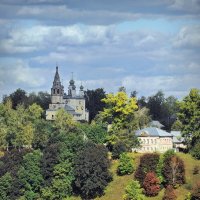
69,79,75,85
80,85,84,90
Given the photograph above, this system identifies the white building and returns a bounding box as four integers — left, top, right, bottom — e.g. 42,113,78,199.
171,131,187,152
46,66,89,122
135,127,173,153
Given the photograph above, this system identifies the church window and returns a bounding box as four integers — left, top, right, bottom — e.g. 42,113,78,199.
57,89,59,94
54,89,55,94
52,115,54,119
76,106,78,110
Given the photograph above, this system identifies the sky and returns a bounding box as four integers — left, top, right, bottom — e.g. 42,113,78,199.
0,0,200,100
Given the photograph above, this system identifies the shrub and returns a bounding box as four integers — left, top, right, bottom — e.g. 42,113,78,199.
190,143,200,160
163,149,175,161
123,180,145,200
143,172,160,197
193,165,200,175
112,141,127,159
135,153,160,186
191,181,200,200
163,185,177,200
117,153,134,175
185,182,193,190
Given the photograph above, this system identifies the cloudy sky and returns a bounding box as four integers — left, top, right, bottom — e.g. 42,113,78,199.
0,0,200,100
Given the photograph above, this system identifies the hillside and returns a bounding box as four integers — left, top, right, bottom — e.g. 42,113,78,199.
93,152,200,200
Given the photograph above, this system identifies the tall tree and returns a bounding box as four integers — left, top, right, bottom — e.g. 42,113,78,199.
17,150,44,199
101,91,138,130
85,88,106,122
162,155,185,186
177,88,200,149
74,142,112,199
3,88,27,109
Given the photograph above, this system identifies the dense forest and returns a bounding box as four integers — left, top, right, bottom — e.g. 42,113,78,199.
0,88,199,199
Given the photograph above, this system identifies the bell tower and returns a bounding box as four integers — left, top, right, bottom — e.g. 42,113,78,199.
51,66,64,104
68,73,76,97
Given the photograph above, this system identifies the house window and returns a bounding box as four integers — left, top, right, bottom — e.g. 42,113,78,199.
147,139,149,144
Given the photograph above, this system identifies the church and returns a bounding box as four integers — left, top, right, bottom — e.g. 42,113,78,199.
46,66,89,122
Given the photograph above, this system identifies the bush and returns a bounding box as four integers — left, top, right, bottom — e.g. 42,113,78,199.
191,181,200,200
190,142,200,160
163,185,177,200
135,153,160,186
193,165,200,175
112,141,127,159
163,149,175,161
143,172,160,197
123,180,145,200
117,153,134,176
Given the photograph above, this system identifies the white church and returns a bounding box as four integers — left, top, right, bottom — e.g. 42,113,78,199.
46,66,89,122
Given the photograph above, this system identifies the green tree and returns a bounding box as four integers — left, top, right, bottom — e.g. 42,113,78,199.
17,150,44,199
74,142,112,199
101,91,138,130
171,120,183,131
0,172,12,200
85,88,106,122
41,160,74,199
123,180,145,200
117,153,134,175
177,88,200,150
54,109,76,133
3,88,27,109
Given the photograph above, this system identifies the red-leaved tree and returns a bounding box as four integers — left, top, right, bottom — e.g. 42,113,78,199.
162,155,185,187
143,171,160,197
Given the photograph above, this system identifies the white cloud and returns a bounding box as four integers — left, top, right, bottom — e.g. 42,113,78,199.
122,74,200,98
173,25,200,48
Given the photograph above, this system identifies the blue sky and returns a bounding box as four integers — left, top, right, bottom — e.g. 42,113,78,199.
0,0,200,100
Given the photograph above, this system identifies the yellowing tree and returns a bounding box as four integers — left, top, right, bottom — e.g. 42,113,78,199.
101,92,138,130
54,108,77,132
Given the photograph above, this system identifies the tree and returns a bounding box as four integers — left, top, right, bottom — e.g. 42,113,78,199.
41,160,74,199
85,88,106,122
3,88,27,109
112,141,127,159
117,153,134,175
191,181,200,200
101,91,138,130
123,180,145,200
130,90,137,98
162,155,185,187
0,172,12,200
74,142,112,199
135,153,160,186
163,185,177,200
128,107,151,130
41,143,60,185
54,108,77,133
177,88,200,150
171,120,183,131
146,90,165,120
79,122,108,144
17,150,44,199
190,142,200,160
143,172,160,197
